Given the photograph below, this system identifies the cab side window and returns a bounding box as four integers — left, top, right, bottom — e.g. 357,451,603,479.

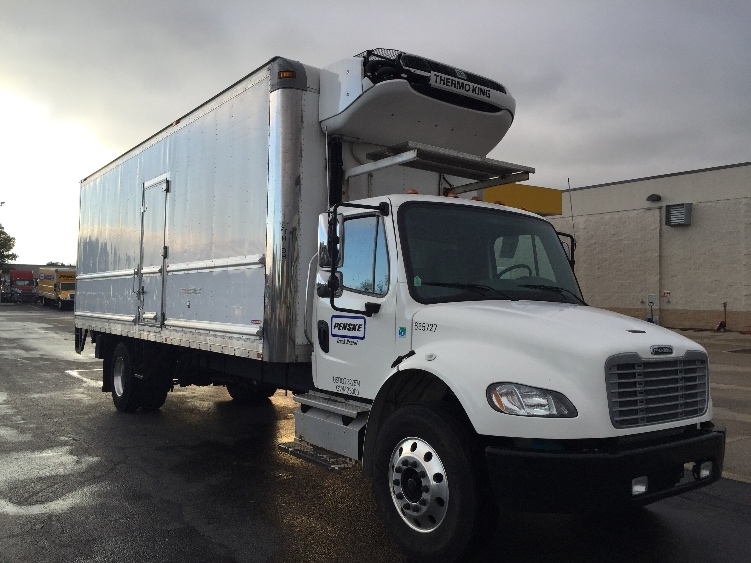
340,215,389,295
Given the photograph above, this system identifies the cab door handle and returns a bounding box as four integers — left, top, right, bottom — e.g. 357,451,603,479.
317,320,330,353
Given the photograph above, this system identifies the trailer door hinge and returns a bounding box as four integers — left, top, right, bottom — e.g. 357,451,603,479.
162,246,169,259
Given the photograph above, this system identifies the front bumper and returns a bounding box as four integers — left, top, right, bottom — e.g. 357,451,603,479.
485,426,725,512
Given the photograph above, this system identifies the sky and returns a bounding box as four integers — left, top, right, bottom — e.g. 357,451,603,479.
0,0,749,265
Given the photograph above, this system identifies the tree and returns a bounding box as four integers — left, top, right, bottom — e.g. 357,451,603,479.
45,261,75,267
0,224,18,266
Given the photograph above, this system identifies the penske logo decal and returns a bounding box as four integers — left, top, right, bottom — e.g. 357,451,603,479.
331,315,366,341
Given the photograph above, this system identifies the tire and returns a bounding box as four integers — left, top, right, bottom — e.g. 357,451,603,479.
41,296,46,306
372,402,497,563
57,299,62,310
111,342,142,412
226,381,277,404
140,381,169,412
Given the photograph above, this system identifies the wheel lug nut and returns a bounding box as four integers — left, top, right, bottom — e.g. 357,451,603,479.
411,461,418,468
395,466,403,473
393,479,400,486
401,460,409,467
402,503,410,511
412,504,420,512
419,471,426,478
422,485,429,493
419,498,427,506
396,492,404,500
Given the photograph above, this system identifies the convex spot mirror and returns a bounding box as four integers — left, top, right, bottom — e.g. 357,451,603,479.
318,212,344,268
316,271,343,298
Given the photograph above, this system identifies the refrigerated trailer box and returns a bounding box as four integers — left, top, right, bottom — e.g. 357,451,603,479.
75,49,724,563
38,267,76,309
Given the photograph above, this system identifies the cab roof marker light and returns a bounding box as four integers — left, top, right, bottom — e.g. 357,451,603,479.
278,70,296,79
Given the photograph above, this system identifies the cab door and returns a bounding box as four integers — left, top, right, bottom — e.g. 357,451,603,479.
314,211,396,400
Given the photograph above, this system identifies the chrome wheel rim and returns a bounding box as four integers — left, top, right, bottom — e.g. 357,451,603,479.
388,437,449,533
113,357,125,397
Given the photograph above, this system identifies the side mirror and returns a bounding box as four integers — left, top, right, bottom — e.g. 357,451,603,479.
318,213,344,268
560,241,571,261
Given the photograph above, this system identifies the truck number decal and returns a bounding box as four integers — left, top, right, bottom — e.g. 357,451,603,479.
333,376,360,396
414,322,437,332
331,315,366,340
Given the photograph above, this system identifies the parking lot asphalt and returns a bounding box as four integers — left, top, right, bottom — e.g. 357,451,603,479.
1,305,750,563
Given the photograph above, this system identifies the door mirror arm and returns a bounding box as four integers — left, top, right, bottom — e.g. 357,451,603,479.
556,230,576,269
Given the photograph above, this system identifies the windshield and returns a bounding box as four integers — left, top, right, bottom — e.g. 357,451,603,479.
399,201,583,305
60,283,76,291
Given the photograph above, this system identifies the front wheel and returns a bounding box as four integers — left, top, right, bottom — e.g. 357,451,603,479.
372,402,497,563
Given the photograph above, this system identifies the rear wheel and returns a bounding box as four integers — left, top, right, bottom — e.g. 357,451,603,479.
140,369,171,412
111,342,142,412
226,381,277,404
372,402,497,563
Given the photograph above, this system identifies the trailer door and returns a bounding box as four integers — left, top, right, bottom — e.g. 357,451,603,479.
137,175,169,326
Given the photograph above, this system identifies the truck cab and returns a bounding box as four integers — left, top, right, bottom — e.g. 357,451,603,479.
9,270,36,303
303,193,724,560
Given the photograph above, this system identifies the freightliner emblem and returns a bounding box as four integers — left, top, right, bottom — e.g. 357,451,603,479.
651,345,673,356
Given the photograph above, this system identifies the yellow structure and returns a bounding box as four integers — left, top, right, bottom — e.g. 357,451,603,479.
482,183,562,216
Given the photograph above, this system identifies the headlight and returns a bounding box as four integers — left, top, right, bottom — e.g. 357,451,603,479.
487,383,577,418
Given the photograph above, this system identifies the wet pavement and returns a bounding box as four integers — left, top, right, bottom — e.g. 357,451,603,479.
0,304,749,562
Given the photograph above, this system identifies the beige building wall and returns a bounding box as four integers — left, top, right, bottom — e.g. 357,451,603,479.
551,163,751,332
550,209,660,317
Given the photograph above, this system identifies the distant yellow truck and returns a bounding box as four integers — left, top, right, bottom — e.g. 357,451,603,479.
38,267,76,310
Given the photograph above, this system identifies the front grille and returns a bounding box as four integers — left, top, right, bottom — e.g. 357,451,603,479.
606,352,708,429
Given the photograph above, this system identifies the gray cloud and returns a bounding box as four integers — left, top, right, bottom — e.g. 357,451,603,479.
1,0,749,187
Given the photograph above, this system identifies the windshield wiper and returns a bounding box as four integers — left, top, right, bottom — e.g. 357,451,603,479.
518,284,587,305
422,282,518,301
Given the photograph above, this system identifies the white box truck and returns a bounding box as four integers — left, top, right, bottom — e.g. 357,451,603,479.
75,48,725,563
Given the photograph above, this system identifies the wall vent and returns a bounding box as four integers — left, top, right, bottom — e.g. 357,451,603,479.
665,203,692,226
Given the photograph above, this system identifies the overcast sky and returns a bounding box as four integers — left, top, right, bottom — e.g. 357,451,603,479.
1,0,749,264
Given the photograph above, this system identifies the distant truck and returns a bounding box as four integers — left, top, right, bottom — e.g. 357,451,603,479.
0,273,9,302
9,270,36,303
38,267,76,309
74,48,725,562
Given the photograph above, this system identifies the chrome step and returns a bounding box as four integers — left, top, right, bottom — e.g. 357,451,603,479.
278,439,357,471
293,391,371,418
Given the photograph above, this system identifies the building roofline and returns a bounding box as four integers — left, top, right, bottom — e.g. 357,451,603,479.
569,162,751,192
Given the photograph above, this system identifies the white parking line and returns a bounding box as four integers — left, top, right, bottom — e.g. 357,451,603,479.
0,484,105,516
64,370,102,387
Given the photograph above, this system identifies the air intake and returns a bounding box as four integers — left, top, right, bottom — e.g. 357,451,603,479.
665,203,692,226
